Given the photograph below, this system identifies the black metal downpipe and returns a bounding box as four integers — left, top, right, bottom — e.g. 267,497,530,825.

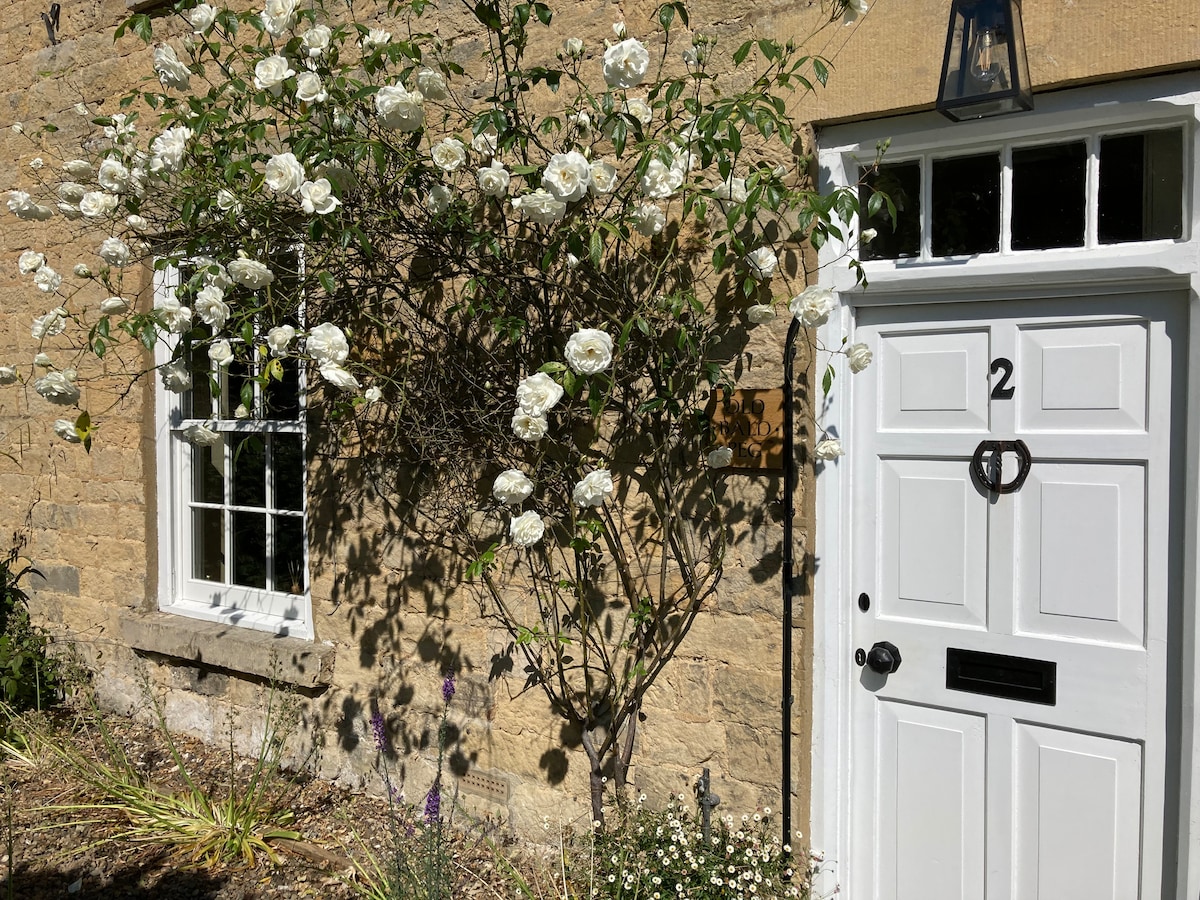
780,316,801,852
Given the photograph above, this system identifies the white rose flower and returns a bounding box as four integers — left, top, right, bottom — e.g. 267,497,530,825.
183,422,222,446
509,510,545,548
79,191,119,217
471,131,498,158
572,469,614,507
7,191,53,221
631,203,665,237
103,113,137,143
612,21,627,38
363,386,383,403
54,419,81,443
62,159,92,177
33,266,62,293
707,447,734,468
319,363,360,392
476,160,510,198
18,251,45,274
299,179,339,215
567,110,591,132
639,158,684,199
195,285,230,330
622,97,652,126
295,72,327,104
860,227,877,244
415,68,449,101
97,237,130,267
564,328,613,375
33,354,52,368
150,126,193,175
260,0,298,36
431,138,467,172
267,324,295,356
588,160,618,195
843,0,869,25
562,37,585,59
362,27,391,51
197,258,232,291
306,322,349,365
207,339,234,367
234,404,250,419
511,410,548,442
253,55,295,95
58,182,86,203
602,38,650,89
228,256,275,289
747,304,777,325
126,214,148,232
516,372,564,417
73,264,91,277
745,247,779,281
159,358,193,392
427,184,453,214
301,25,332,57
542,151,591,202
847,342,873,373
98,158,131,192
264,152,306,195
0,366,18,385
155,296,193,333
375,85,425,132
492,469,534,505
815,438,844,459
712,176,748,204
188,3,217,32
153,44,191,91
34,370,79,405
216,189,243,215
789,286,838,327
32,308,67,339
100,297,129,314
511,189,566,226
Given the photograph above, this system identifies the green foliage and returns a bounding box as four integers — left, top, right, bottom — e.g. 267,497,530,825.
0,553,62,715
1,681,302,868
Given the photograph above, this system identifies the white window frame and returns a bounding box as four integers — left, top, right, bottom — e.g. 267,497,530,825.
153,264,313,639
811,71,1200,900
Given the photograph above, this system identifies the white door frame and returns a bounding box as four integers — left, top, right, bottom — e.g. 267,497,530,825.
812,71,1200,900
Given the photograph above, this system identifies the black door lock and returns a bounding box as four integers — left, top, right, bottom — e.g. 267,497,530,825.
857,640,902,674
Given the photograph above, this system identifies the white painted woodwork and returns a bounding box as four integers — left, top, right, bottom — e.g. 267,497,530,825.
848,295,1179,900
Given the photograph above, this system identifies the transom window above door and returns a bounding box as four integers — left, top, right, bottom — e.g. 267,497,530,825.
859,126,1185,261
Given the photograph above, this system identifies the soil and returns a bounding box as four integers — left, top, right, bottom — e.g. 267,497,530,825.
0,711,516,900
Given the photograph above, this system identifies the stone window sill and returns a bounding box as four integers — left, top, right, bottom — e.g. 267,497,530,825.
120,610,334,688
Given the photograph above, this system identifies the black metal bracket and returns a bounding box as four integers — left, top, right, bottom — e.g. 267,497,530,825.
971,439,1031,494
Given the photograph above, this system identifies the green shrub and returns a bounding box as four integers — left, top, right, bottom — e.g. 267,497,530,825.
0,551,62,713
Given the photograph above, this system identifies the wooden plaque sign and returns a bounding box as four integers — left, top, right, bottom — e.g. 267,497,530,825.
708,388,785,470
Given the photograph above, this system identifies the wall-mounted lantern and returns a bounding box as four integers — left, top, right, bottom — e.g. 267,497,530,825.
936,0,1032,121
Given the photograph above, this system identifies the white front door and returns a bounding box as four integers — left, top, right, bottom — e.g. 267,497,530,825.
847,293,1183,900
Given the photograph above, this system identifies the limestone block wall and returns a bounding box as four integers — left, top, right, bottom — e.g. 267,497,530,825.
0,0,824,840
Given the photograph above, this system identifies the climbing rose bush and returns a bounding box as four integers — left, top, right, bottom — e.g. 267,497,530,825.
3,0,874,823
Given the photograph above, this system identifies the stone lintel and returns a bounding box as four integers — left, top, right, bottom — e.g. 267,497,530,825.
119,610,334,688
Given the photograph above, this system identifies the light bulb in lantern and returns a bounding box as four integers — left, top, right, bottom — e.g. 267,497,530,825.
969,27,1002,83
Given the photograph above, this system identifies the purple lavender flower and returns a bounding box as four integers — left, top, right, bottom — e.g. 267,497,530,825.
442,673,456,703
424,780,442,824
370,710,389,753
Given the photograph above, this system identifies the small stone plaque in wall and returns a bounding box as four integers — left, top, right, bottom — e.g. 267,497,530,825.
708,388,785,470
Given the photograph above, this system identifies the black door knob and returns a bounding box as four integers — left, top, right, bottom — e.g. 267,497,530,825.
866,641,902,674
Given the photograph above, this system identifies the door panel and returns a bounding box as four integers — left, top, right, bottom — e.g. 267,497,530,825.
849,295,1179,900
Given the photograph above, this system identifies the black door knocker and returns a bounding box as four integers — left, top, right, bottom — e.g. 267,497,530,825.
971,439,1032,494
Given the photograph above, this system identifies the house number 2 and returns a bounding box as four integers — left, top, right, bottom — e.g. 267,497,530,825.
990,358,1015,400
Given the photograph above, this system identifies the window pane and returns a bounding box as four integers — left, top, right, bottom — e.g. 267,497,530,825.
225,357,253,419
859,161,921,261
232,511,267,589
264,359,301,421
1099,129,1184,244
192,507,225,583
232,436,266,508
1012,141,1086,250
274,515,306,594
188,368,214,420
191,442,224,505
273,434,305,511
931,153,1000,257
